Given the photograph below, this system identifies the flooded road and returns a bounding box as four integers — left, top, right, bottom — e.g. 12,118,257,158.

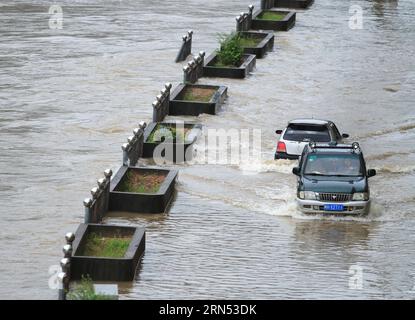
0,0,414,299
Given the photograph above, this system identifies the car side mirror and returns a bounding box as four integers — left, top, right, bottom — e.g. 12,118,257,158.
367,169,376,178
292,167,300,176
342,133,349,138
276,129,283,135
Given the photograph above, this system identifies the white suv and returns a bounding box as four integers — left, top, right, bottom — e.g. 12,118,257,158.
274,119,349,160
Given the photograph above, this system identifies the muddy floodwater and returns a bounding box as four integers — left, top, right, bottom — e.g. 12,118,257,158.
0,0,414,299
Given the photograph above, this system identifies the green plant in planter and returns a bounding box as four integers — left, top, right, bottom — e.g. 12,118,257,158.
216,32,244,67
82,232,131,258
117,170,167,194
147,124,191,143
239,35,262,48
67,276,114,300
182,87,216,102
257,11,286,21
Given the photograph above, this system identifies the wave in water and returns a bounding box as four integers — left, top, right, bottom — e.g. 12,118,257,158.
357,122,415,139
238,159,297,175
374,164,415,174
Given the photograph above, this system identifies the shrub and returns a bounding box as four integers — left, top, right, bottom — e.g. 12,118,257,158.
66,275,114,300
216,32,243,67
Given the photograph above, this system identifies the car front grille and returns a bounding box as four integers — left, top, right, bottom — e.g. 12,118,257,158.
318,193,352,202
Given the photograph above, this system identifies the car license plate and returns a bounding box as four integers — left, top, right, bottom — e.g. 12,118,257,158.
324,204,344,211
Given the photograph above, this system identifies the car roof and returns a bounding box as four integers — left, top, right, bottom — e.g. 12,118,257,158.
288,119,330,126
305,143,362,154
311,148,355,154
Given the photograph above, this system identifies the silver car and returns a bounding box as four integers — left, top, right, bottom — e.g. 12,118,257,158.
274,119,349,160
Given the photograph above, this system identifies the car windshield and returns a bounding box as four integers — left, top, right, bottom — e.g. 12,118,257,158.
304,153,363,177
283,124,331,142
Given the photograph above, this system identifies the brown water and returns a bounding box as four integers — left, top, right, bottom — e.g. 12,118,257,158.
0,0,415,299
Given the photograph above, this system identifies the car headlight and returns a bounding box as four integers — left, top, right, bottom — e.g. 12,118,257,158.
304,191,317,200
299,191,305,199
352,192,369,201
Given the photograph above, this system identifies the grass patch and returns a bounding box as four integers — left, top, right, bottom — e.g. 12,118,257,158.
117,169,167,193
239,35,262,48
80,232,131,258
147,124,192,143
257,11,286,21
213,60,238,68
67,276,114,300
181,86,216,102
215,32,243,67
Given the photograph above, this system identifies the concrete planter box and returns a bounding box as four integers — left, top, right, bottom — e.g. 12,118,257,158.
203,53,256,79
142,122,202,163
169,84,228,116
251,10,296,31
239,31,274,59
274,0,314,9
109,166,178,213
71,224,145,282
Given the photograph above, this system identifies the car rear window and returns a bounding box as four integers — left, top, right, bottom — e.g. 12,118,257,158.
283,124,331,142
304,153,363,177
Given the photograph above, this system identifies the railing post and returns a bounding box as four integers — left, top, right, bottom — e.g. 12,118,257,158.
58,272,67,300
83,198,92,223
247,5,254,30
187,60,195,83
236,14,243,32
122,143,129,166
197,51,205,80
183,65,190,83
152,100,160,122
65,232,75,246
